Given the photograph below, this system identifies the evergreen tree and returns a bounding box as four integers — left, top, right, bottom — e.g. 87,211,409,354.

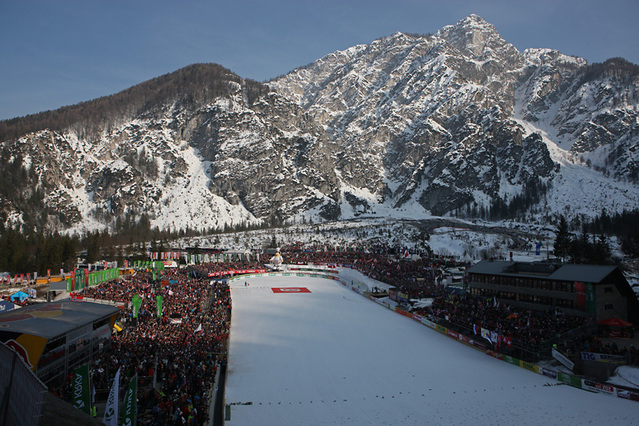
553,215,571,261
592,234,612,264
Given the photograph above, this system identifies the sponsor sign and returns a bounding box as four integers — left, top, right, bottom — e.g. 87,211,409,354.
558,372,582,388
582,380,614,394
121,375,137,426
521,361,537,373
552,347,575,372
103,368,121,426
272,287,311,293
540,367,558,380
581,352,626,364
596,382,615,394
420,318,436,329
72,364,91,415
396,309,412,318
617,389,639,401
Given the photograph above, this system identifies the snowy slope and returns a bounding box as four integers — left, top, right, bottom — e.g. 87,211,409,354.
226,273,638,425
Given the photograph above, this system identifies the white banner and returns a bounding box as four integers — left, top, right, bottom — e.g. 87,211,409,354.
552,347,574,371
103,367,121,426
581,351,626,363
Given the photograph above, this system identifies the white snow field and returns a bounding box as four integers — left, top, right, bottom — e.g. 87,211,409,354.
225,271,637,425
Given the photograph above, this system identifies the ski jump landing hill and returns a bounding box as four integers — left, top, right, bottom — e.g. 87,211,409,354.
229,265,639,404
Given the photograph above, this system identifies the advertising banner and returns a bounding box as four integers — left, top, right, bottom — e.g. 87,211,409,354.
132,295,142,319
121,374,137,426
616,388,639,401
581,352,626,363
521,361,538,373
156,296,163,318
72,364,91,415
552,347,575,371
582,380,614,394
557,372,582,388
540,367,557,380
585,282,596,315
447,330,459,339
103,368,121,426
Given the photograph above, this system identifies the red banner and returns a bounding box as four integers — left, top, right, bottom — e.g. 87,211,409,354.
207,269,269,278
272,287,311,293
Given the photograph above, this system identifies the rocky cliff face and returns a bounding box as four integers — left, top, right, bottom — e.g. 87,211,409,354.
271,15,558,215
1,15,638,233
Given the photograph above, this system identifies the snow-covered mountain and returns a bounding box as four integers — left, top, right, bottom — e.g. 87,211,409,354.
1,15,638,233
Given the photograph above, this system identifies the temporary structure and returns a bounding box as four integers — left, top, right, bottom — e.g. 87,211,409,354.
9,291,29,303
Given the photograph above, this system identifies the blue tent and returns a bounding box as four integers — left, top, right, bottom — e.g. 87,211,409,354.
0,300,17,312
9,291,28,302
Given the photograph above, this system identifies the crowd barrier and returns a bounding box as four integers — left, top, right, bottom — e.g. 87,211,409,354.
229,267,639,403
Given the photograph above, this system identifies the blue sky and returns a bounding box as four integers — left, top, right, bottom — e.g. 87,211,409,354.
1,0,637,121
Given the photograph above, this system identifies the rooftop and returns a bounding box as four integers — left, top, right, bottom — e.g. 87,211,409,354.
468,261,619,284
0,301,120,340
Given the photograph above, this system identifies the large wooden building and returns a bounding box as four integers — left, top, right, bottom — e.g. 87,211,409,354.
466,261,638,324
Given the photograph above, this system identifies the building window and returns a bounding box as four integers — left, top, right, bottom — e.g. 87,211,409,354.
604,303,614,310
604,286,613,294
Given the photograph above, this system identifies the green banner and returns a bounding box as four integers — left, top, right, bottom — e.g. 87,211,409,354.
558,372,582,388
121,374,137,426
88,268,119,287
72,364,91,415
75,269,86,291
585,282,596,315
132,294,142,318
156,295,163,318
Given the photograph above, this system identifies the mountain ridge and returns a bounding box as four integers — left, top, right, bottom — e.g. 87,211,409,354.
1,15,638,234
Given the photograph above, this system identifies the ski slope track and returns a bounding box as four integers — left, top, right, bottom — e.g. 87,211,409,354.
225,271,636,425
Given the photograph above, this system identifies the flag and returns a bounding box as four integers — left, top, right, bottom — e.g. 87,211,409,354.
194,323,203,333
156,296,163,318
535,242,542,255
71,364,91,415
403,250,409,259
103,367,121,426
121,374,137,426
132,295,142,318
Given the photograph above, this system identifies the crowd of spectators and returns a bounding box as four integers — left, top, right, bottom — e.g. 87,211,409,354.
281,245,466,299
62,266,232,425
425,292,594,348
